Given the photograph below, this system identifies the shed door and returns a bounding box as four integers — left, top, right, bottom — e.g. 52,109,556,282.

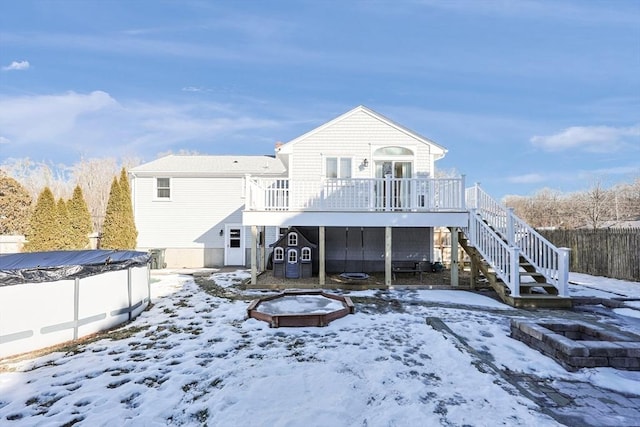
225,224,245,266
285,248,300,278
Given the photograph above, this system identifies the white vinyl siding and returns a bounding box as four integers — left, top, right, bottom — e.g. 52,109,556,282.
135,176,246,249
288,109,433,182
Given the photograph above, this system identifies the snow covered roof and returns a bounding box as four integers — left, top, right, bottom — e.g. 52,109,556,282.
130,155,286,177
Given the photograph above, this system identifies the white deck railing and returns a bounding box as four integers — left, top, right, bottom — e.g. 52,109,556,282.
465,210,521,297
465,184,570,297
245,176,466,212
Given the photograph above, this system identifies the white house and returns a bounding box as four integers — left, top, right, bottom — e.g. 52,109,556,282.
130,155,285,268
131,106,571,308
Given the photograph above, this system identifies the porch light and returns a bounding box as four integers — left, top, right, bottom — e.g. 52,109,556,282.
362,158,368,167
219,229,224,236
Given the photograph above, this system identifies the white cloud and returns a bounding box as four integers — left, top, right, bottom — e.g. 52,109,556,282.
530,125,640,152
2,60,30,71
0,91,289,162
0,136,10,144
507,173,546,184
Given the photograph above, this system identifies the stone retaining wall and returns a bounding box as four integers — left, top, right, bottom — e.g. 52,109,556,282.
510,319,640,371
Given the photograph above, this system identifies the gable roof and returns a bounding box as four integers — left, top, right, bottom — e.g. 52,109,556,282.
130,155,286,177
269,227,317,248
277,105,447,157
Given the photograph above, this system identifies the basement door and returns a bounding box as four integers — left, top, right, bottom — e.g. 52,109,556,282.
224,224,245,266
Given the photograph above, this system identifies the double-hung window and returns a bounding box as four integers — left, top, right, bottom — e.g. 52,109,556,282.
156,177,171,199
326,157,352,179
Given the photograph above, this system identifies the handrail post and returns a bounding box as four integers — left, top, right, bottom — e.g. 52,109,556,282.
474,182,481,209
510,246,520,298
507,207,515,246
469,208,477,247
558,247,570,297
385,174,391,211
460,174,466,210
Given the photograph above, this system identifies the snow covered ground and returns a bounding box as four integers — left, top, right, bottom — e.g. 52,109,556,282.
0,270,639,426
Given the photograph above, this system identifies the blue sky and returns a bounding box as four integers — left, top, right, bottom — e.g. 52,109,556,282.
1,0,638,199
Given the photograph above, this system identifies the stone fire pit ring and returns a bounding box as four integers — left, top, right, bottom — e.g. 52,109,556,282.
247,290,355,328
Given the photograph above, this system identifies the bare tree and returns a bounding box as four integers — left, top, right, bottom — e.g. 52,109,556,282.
574,180,614,229
1,158,73,202
71,157,120,232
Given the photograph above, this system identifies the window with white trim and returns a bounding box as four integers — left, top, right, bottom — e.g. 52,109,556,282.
156,177,171,199
326,157,352,178
287,249,298,263
273,247,284,262
301,247,311,261
287,232,298,247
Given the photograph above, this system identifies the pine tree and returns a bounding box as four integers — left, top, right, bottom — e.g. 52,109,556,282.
119,168,138,249
67,185,93,249
0,171,32,234
101,177,123,249
24,187,57,252
56,198,73,249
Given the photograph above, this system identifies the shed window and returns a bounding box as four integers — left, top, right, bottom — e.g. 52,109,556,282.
156,178,171,199
273,247,284,262
301,247,311,261
287,249,298,264
287,232,298,246
326,157,352,178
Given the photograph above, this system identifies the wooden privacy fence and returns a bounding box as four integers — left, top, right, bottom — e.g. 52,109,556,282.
538,228,640,282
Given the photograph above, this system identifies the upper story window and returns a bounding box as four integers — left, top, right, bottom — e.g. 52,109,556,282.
156,177,171,199
287,232,298,247
326,157,352,178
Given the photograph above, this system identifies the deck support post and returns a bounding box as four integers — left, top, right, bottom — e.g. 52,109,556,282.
469,256,479,289
319,226,326,286
385,226,392,287
259,226,267,273
449,227,459,287
251,225,258,285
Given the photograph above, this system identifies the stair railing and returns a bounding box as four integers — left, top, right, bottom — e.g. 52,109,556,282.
465,209,521,297
465,184,570,297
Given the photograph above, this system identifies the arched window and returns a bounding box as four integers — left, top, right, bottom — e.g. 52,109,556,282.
301,247,311,262
287,249,298,264
288,232,298,247
373,146,414,156
273,247,284,262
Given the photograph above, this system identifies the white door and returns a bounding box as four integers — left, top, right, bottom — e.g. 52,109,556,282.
224,224,245,266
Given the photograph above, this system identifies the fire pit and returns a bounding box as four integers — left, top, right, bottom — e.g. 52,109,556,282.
247,290,355,328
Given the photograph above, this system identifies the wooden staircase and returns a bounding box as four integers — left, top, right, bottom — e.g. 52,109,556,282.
461,185,572,309
459,234,570,308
